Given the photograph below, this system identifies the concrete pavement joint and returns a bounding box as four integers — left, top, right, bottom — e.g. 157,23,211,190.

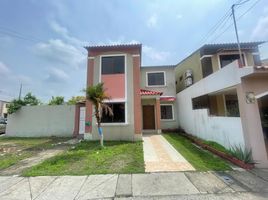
76,174,118,199
28,177,33,200
184,172,205,194
74,175,89,200
0,176,25,194
32,176,59,200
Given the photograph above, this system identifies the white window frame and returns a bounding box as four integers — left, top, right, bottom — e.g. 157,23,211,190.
146,71,166,87
217,52,248,68
99,54,128,125
160,104,174,121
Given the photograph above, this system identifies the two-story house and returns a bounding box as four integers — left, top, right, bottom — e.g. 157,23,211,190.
174,42,268,167
0,99,9,119
73,44,178,141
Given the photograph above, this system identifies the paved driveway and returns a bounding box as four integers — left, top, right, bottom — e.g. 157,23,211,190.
143,134,195,172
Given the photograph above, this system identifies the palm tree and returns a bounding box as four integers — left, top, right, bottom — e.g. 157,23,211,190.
85,83,113,147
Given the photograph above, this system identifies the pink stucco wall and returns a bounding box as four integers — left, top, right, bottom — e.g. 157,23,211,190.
237,75,268,167
101,74,125,99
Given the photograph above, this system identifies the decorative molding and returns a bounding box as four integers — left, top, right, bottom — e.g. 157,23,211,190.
132,54,140,57
88,57,95,60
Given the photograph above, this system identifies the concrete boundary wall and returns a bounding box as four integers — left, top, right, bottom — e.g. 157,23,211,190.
176,61,246,149
6,105,75,137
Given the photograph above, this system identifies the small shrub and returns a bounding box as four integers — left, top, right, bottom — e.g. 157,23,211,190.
229,145,254,164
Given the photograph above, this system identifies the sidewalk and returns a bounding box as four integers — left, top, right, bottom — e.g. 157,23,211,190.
1,170,268,200
143,134,194,172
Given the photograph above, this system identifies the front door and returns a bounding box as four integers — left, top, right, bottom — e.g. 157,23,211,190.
143,105,155,130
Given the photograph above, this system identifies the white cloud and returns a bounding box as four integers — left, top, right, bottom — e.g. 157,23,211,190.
34,39,85,69
45,68,69,83
0,61,32,87
251,16,268,40
97,38,169,63
49,21,85,46
0,62,10,75
147,14,158,28
143,45,170,62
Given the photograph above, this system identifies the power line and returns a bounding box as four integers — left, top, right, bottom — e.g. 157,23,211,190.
0,26,87,56
197,0,244,46
209,0,261,43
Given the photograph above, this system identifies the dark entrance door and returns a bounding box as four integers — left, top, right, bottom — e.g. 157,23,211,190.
143,105,155,130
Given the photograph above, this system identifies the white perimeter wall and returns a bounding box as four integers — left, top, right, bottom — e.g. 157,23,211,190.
176,61,246,149
6,105,75,137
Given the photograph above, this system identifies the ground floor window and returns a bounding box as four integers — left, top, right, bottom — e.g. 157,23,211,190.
101,102,125,123
160,104,173,120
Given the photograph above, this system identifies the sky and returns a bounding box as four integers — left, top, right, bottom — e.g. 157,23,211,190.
0,0,267,102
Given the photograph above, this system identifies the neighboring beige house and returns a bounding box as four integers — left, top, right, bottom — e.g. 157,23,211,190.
174,42,268,167
0,100,9,118
262,58,268,65
140,65,178,132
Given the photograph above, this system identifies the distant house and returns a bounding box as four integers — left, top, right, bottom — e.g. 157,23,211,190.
262,58,268,65
174,42,268,167
0,100,9,118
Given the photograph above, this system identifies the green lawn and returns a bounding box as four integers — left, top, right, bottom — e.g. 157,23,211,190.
0,137,71,170
22,141,144,176
163,133,231,171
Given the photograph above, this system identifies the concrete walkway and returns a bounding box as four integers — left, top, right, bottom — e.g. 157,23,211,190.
1,170,268,199
143,134,195,172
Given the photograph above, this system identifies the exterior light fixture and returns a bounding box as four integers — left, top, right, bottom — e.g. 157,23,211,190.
245,92,255,104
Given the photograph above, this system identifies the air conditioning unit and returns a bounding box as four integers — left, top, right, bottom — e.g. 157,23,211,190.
185,69,193,78
185,77,193,87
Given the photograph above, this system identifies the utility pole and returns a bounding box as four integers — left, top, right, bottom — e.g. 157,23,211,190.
18,83,22,100
231,4,244,67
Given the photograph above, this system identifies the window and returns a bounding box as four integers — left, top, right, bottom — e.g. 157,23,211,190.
147,72,165,86
161,105,173,120
201,57,213,78
101,56,125,74
101,103,125,123
219,54,245,68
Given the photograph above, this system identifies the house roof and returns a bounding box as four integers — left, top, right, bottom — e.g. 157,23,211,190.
140,89,163,96
200,41,265,55
176,41,266,66
85,43,142,53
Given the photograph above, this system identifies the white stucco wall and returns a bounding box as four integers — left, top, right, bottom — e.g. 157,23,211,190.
176,61,247,149
6,105,75,137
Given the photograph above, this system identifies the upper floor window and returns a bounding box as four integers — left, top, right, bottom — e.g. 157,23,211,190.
147,72,165,86
219,54,245,68
101,56,125,74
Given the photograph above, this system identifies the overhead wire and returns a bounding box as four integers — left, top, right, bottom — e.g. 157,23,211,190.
209,0,261,43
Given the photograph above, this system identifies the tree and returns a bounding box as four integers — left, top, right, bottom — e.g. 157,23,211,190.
7,99,26,114
67,96,85,105
7,92,41,114
23,92,41,106
48,96,64,105
85,83,113,147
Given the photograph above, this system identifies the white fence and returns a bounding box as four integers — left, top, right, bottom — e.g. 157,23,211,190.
6,105,76,137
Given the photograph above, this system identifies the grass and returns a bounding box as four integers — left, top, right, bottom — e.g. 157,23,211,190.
163,133,231,171
202,140,230,154
0,137,71,170
22,141,144,176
